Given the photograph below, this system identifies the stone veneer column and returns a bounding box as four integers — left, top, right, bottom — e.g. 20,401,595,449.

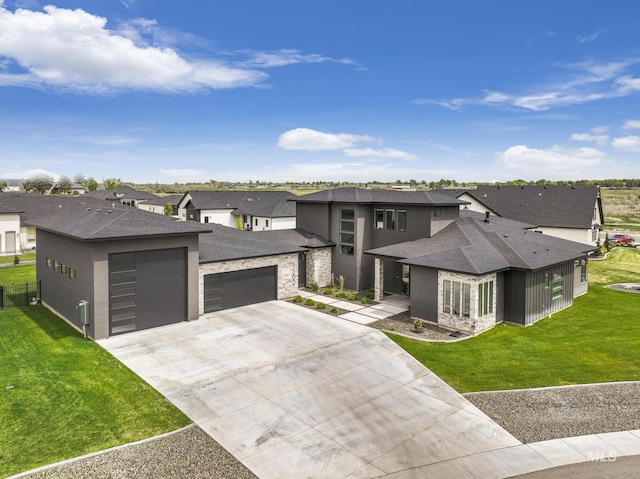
374,257,384,302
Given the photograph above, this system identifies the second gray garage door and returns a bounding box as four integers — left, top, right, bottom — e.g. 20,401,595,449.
204,266,277,313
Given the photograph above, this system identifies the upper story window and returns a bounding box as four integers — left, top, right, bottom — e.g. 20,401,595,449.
339,209,355,255
374,209,407,231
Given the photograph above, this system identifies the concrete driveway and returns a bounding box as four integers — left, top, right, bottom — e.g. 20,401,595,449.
100,301,524,478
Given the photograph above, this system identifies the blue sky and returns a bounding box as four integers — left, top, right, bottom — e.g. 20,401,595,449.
1,0,640,184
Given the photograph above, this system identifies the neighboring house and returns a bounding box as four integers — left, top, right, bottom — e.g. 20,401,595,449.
48,182,87,195
178,190,297,231
137,194,183,217
294,187,595,335
0,203,23,255
27,207,209,340
435,185,604,246
84,185,159,208
2,179,25,192
0,192,128,252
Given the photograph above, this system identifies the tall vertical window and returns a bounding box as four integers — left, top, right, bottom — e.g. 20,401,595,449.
339,209,355,255
552,272,563,300
374,209,384,229
443,280,470,318
384,209,395,229
580,259,587,283
478,280,494,316
397,210,407,231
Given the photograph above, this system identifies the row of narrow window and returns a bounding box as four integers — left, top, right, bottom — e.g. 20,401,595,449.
46,257,76,280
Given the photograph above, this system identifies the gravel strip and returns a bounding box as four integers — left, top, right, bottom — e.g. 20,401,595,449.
19,425,257,479
465,382,640,443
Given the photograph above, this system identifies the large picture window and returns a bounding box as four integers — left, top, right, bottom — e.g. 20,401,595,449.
373,208,407,231
339,209,355,255
443,280,470,318
478,280,494,316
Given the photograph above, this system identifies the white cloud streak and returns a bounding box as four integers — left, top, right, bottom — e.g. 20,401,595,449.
417,58,640,112
278,128,375,151
497,145,608,173
622,119,640,130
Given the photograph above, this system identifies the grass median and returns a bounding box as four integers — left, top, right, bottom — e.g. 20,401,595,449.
0,306,190,477
389,247,640,393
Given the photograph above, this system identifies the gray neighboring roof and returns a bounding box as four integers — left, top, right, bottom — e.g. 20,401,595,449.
293,187,469,206
252,228,334,248
458,185,603,229
198,224,305,263
0,192,129,222
144,194,183,206
366,211,594,275
26,206,210,241
85,186,159,202
183,190,296,217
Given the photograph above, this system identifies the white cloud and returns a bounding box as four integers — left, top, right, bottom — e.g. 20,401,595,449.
278,128,375,151
622,119,640,130
343,147,419,160
614,76,640,94
0,5,351,94
570,132,609,146
611,135,640,152
577,30,605,43
240,49,353,68
497,145,608,172
3,167,60,181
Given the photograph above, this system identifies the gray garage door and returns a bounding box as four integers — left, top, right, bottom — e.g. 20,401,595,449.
109,248,187,335
204,266,277,313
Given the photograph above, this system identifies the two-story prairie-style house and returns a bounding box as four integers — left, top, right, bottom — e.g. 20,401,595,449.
294,187,595,334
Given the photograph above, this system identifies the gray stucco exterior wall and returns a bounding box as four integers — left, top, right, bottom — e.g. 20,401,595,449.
409,267,439,323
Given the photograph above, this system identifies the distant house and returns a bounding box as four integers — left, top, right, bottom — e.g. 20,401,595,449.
435,185,604,246
48,182,87,195
178,190,297,231
294,187,595,334
84,185,159,208
0,192,128,253
1,179,25,192
137,194,183,217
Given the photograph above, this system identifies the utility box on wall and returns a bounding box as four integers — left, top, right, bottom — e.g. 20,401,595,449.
78,300,90,325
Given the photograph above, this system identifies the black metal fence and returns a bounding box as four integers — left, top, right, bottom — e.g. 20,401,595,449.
0,281,40,310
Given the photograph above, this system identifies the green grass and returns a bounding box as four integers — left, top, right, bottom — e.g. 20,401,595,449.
0,306,190,477
388,248,640,393
0,264,36,284
0,252,37,265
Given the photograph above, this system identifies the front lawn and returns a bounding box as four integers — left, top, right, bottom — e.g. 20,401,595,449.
389,248,640,393
0,264,36,284
0,306,190,477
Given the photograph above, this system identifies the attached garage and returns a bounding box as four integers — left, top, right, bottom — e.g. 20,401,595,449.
203,265,276,313
109,248,187,335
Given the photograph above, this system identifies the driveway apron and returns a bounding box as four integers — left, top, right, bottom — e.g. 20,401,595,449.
99,301,521,478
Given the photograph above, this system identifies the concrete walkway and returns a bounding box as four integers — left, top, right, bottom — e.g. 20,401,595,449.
99,301,640,478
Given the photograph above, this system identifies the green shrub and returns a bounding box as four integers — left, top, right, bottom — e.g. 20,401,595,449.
292,295,303,303
315,302,327,310
347,293,358,301
330,307,338,315
309,282,319,292
304,298,315,306
360,296,372,305
335,291,346,298
324,288,333,295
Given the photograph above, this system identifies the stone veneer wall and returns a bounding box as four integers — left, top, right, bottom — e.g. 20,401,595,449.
437,270,497,334
306,247,332,287
198,253,299,316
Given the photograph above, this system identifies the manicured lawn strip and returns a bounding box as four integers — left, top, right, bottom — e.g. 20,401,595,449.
0,264,36,284
389,248,640,393
0,306,190,477
0,252,37,265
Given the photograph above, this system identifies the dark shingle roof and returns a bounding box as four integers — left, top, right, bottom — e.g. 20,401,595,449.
26,206,210,241
293,187,469,206
198,224,305,263
460,185,603,229
0,192,129,222
252,228,333,248
183,191,296,217
366,211,594,274
84,186,158,202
